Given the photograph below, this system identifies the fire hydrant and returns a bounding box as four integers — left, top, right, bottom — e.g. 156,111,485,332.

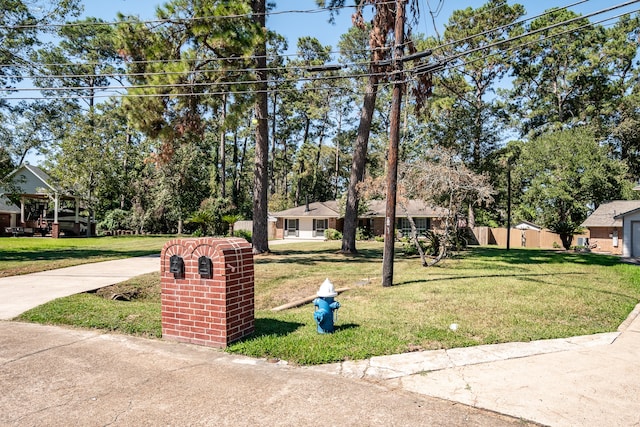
313,278,340,334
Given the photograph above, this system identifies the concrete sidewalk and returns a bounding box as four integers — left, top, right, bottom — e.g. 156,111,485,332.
316,304,640,426
0,256,159,320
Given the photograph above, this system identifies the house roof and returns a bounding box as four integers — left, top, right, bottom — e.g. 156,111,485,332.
271,201,340,218
4,164,59,196
514,221,542,231
271,199,447,219
581,200,640,228
361,199,447,218
0,195,20,214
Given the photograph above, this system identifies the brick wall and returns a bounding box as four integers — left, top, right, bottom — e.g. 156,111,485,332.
160,237,254,348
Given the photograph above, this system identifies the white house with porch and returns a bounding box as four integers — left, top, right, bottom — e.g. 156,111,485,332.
1,164,85,238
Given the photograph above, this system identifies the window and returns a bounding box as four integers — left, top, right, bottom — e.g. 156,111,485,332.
285,219,299,237
313,218,328,237
397,217,429,237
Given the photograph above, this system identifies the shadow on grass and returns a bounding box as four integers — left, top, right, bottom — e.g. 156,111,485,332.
466,247,621,267
254,247,382,266
250,318,305,338
335,322,359,332
395,271,589,286
396,270,638,302
2,248,159,262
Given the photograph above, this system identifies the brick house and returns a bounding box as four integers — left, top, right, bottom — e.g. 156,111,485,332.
581,200,640,256
271,199,446,240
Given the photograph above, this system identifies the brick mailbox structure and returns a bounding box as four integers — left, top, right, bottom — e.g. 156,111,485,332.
161,237,254,348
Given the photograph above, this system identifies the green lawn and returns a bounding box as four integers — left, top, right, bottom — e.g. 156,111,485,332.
14,239,640,365
0,235,169,277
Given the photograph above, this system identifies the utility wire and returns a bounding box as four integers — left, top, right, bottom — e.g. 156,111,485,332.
418,7,640,79
432,0,590,53
0,2,387,30
412,0,640,75
2,1,637,99
0,0,594,70
1,0,619,82
1,69,387,93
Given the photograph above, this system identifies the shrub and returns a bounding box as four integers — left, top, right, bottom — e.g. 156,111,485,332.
324,228,342,240
356,226,373,241
98,209,131,234
233,229,252,243
401,237,432,256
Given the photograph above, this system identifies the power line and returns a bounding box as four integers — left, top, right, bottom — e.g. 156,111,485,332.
1,0,621,82
432,0,591,54
436,8,640,77
0,2,388,30
2,1,637,100
412,0,640,76
0,69,387,94
0,0,613,75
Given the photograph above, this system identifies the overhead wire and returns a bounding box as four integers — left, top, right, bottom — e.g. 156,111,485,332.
412,0,640,76
1,0,637,100
0,2,385,30
0,0,594,73
0,0,614,83
420,7,640,79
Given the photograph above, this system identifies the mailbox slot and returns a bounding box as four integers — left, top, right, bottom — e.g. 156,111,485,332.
198,256,212,278
169,255,184,279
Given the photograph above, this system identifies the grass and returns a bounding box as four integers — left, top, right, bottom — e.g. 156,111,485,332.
0,235,170,277
14,240,640,365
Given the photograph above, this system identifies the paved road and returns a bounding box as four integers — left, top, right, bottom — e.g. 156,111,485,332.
0,321,529,426
1,251,639,426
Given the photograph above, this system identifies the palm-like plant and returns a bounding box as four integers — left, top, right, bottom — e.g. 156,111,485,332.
222,214,243,236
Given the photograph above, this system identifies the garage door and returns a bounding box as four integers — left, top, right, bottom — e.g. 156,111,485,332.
632,221,640,258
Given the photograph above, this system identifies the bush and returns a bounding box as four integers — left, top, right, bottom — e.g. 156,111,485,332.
98,209,131,234
324,228,342,240
233,229,252,243
401,237,432,256
356,226,373,241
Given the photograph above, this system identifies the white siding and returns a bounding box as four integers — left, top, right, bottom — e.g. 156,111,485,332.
621,211,640,257
283,217,325,239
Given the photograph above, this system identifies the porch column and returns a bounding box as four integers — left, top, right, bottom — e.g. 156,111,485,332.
74,197,81,235
53,193,59,223
20,197,25,226
51,192,60,238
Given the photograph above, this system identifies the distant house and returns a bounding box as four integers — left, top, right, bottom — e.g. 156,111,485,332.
581,200,640,256
271,199,447,240
0,195,21,233
1,164,85,238
514,221,542,231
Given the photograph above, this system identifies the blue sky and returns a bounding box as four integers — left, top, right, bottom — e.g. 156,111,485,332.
81,0,639,57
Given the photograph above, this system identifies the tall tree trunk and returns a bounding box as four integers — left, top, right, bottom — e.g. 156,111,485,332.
341,73,379,254
312,113,327,198
382,0,405,287
295,160,303,206
219,94,227,198
252,0,269,254
334,112,342,200
270,91,277,195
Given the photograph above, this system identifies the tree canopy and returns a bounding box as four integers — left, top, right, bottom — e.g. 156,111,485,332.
1,0,638,254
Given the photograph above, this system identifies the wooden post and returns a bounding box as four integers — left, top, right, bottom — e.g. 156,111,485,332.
382,0,406,287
